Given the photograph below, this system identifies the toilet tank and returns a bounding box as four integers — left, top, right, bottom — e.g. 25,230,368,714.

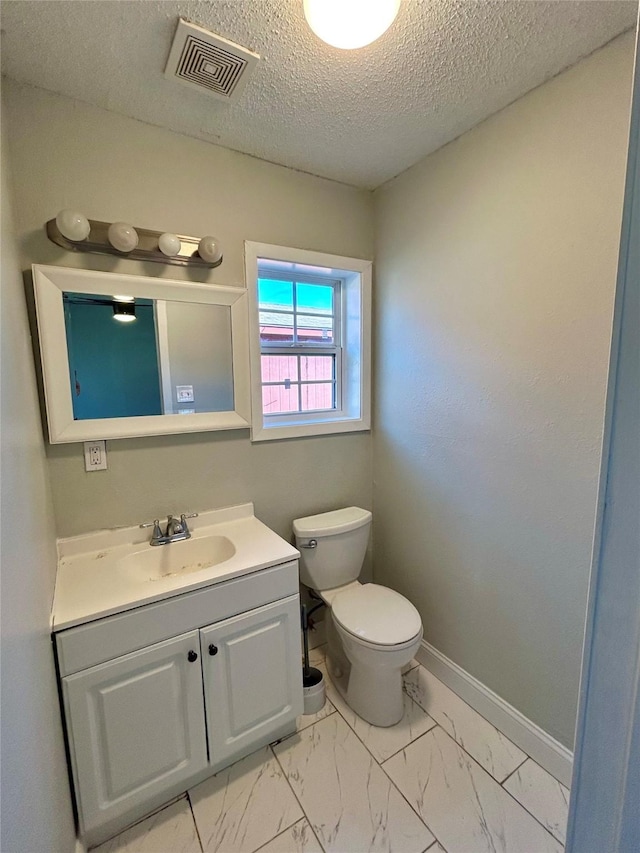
293,507,372,591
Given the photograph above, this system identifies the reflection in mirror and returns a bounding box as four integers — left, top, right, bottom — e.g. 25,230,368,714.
33,265,250,443
63,292,234,420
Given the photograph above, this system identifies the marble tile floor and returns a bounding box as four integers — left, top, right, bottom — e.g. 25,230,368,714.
92,644,569,853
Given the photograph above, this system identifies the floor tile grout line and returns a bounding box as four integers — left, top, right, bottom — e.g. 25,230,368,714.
488,747,568,849
317,654,438,765
246,799,302,853
296,705,337,734
499,754,530,788
326,679,438,766
186,791,205,853
251,816,315,853
187,745,303,853
403,664,528,761
324,657,518,793
89,794,189,851
405,664,569,796
377,718,439,764
273,710,440,853
396,722,566,847
280,704,337,744
376,725,450,852
402,668,528,781
278,709,440,853
322,686,394,764
371,693,439,763
498,777,568,848
502,752,570,794
269,743,328,853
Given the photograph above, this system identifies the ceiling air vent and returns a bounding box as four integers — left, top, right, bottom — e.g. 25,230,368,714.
164,19,260,103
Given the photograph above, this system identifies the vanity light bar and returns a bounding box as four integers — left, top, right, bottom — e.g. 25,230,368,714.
46,215,223,269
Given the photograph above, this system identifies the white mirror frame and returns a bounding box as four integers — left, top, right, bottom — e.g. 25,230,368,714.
32,264,251,443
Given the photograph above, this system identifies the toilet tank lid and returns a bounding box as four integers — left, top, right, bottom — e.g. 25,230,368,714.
293,507,372,538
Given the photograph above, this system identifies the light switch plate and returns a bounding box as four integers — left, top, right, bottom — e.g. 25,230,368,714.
84,440,107,471
176,385,194,402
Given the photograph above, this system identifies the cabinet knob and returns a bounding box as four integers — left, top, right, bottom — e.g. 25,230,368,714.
187,650,198,662
208,644,218,656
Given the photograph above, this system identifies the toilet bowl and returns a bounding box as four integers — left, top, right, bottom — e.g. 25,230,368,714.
293,508,423,727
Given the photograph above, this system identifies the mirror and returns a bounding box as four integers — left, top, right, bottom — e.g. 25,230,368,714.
33,265,251,442
63,293,234,419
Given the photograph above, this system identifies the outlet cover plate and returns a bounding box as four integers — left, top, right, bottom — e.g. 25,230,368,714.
84,440,107,471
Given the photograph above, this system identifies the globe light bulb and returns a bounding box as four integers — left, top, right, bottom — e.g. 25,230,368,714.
108,222,138,253
158,232,182,256
198,236,223,264
55,209,90,242
303,0,400,49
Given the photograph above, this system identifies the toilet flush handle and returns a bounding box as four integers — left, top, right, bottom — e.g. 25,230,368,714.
300,539,318,549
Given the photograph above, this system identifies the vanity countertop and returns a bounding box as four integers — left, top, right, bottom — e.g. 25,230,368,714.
52,503,299,631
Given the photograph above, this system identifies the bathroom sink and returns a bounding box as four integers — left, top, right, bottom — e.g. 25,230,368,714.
53,503,301,630
119,534,236,582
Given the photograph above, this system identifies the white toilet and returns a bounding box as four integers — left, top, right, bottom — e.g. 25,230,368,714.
293,507,423,727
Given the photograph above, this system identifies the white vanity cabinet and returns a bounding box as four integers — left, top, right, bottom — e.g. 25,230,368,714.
201,596,301,769
63,631,208,839
55,560,302,847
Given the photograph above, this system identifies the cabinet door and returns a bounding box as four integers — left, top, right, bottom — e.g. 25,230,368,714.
63,631,207,838
201,595,303,768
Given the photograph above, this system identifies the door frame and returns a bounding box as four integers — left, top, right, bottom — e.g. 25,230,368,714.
566,20,640,852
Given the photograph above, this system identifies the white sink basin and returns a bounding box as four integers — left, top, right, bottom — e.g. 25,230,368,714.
53,503,301,630
119,534,236,582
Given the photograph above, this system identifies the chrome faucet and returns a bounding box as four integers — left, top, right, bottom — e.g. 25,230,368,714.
140,513,198,546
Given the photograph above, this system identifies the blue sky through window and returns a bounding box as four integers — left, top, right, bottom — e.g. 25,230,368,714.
259,279,333,313
258,279,292,309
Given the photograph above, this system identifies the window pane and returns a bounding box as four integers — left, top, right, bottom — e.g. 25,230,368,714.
296,314,333,344
261,355,298,384
300,355,334,381
301,383,334,411
296,283,334,313
259,311,294,343
258,279,293,310
262,384,299,414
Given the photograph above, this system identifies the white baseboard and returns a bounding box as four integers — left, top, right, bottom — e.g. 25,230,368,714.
416,640,573,788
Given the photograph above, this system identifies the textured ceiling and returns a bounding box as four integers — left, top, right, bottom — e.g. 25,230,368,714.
1,0,637,188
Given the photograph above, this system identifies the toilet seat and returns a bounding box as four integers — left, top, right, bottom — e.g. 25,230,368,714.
331,583,422,647
333,621,422,654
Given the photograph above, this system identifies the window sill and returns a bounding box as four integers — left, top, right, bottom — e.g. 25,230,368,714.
251,415,370,442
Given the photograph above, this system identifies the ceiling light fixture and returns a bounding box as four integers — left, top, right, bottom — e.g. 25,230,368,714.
112,301,137,323
303,0,400,49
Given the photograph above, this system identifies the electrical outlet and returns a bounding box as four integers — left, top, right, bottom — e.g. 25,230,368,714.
84,440,107,471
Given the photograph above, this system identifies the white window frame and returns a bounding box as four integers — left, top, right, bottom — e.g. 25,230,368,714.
245,242,371,442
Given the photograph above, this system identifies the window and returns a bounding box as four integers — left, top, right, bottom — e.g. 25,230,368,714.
259,276,339,416
245,243,371,441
